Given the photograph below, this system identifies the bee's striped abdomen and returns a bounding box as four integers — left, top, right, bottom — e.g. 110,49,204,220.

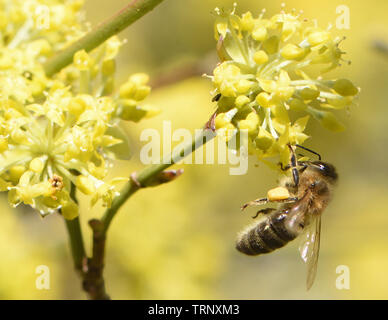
236,210,298,256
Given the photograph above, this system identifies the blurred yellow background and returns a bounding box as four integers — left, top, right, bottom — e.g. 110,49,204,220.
2,0,388,299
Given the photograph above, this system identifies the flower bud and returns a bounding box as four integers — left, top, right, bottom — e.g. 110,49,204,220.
74,50,94,71
253,50,269,65
218,123,237,142
119,81,136,98
256,92,272,108
332,79,358,96
220,82,237,97
255,128,274,151
281,44,307,60
0,136,8,153
236,79,253,94
299,87,320,100
307,31,331,46
238,112,259,135
30,158,45,173
76,175,95,195
215,113,231,129
61,200,79,220
9,166,26,184
129,73,149,86
252,26,267,41
68,97,87,116
235,95,250,107
105,36,122,60
133,85,151,101
240,12,255,31
11,129,30,145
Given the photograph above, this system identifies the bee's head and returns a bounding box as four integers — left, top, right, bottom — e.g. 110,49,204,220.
310,161,338,182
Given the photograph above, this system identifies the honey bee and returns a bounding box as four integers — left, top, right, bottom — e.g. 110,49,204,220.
236,144,338,289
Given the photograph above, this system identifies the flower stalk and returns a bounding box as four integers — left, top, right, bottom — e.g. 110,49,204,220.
44,0,166,76
64,183,85,275
64,216,85,273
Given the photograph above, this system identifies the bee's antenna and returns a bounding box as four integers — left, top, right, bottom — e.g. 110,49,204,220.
295,144,321,161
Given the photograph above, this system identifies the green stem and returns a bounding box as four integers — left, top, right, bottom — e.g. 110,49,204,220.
43,0,166,77
101,129,216,233
64,217,86,273
64,183,86,273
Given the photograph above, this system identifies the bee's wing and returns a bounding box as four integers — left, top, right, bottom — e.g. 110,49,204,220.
299,215,321,290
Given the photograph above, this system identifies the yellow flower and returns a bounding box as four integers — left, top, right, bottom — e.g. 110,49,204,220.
0,1,159,218
210,5,359,168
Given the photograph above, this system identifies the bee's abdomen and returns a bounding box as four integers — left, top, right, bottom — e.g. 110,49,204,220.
236,210,297,256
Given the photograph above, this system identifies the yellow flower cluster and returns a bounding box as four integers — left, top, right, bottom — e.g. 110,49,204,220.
211,5,359,166
0,1,159,219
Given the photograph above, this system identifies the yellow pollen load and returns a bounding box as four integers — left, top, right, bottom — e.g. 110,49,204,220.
267,187,290,201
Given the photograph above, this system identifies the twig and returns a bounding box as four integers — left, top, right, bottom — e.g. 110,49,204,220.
66,184,109,299
101,128,216,233
44,0,166,76
82,219,110,300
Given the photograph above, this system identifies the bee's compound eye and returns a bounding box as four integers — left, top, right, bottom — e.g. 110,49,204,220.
311,180,329,195
311,161,338,181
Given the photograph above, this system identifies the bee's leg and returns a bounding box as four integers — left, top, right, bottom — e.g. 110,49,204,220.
280,197,299,203
252,208,276,219
298,163,308,173
278,162,290,171
241,197,268,210
288,144,299,187
241,196,298,210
